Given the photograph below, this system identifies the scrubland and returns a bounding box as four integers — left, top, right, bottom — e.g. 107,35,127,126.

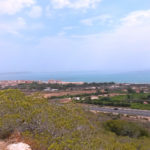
0,89,150,150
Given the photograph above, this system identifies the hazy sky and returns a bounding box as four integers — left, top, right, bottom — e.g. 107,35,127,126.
0,0,150,73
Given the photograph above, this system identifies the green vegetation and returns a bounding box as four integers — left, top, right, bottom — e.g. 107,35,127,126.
104,120,149,138
77,93,150,110
0,89,150,150
131,103,150,110
4,82,115,91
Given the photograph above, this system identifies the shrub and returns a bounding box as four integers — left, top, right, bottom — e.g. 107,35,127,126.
104,120,149,138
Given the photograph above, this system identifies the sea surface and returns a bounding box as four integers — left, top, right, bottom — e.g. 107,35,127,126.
0,71,150,83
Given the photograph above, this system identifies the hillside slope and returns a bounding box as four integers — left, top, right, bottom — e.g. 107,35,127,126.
0,89,150,150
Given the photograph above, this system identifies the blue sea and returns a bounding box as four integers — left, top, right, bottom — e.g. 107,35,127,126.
0,71,150,83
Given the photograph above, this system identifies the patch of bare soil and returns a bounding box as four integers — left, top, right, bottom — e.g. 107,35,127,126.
43,90,96,98
0,141,7,150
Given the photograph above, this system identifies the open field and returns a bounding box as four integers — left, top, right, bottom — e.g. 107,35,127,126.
43,90,97,98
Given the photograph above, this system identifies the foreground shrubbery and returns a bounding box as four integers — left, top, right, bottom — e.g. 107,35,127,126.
104,120,149,138
0,89,150,150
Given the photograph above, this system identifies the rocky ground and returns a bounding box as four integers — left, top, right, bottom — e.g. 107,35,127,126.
0,140,31,150
0,141,7,150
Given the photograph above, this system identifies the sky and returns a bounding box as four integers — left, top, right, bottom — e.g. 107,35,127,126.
0,0,150,73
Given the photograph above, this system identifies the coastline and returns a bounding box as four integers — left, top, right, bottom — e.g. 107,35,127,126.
0,71,150,84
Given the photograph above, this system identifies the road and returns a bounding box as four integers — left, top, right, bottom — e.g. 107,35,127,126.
86,106,150,117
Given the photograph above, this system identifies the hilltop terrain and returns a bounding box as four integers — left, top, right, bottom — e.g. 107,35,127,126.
0,89,150,150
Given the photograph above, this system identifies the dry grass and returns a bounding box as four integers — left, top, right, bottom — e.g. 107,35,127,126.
43,90,96,98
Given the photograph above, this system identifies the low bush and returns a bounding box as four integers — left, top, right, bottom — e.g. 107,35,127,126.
104,120,149,138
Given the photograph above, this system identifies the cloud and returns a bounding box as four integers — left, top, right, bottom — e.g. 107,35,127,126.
0,17,43,36
0,17,26,35
34,9,150,72
120,10,150,27
81,14,112,26
28,5,42,18
1,9,150,72
51,0,102,9
0,0,35,15
81,9,150,70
